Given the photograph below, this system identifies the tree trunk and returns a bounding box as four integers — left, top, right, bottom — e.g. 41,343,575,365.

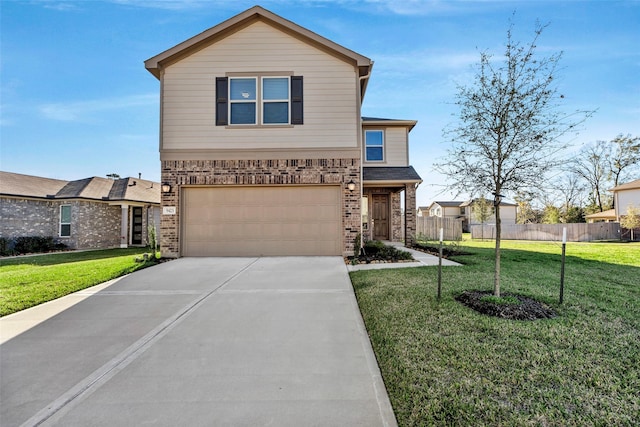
494,201,502,297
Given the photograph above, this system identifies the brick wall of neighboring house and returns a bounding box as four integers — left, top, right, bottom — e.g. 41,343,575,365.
0,197,59,239
0,197,124,250
73,201,122,249
161,158,361,257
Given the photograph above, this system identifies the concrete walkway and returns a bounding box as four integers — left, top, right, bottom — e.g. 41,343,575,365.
1,257,396,426
347,241,462,271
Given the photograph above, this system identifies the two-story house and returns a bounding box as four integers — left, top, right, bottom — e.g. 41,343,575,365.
145,6,421,257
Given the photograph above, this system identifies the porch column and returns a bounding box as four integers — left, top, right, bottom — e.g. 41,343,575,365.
120,203,129,248
404,184,417,247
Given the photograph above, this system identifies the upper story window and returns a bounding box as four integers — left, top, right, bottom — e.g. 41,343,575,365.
60,205,71,237
365,130,384,162
216,75,303,126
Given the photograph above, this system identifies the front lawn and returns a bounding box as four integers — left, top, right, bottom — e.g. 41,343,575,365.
351,240,640,426
0,248,156,316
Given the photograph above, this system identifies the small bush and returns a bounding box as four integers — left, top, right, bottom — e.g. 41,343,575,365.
2,236,68,256
0,237,15,256
359,240,413,262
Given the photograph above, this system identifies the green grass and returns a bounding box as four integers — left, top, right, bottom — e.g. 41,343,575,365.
0,248,156,317
351,240,640,426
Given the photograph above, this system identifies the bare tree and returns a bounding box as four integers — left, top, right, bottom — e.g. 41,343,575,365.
435,21,592,297
609,134,640,187
572,141,612,213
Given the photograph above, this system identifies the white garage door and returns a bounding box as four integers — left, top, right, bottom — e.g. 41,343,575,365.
182,186,342,256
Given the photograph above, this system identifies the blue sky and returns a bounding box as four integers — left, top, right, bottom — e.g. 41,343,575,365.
1,0,639,207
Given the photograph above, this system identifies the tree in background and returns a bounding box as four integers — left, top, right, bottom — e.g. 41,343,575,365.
436,21,592,297
472,196,493,239
620,205,640,241
572,134,639,214
609,134,640,188
542,204,561,224
572,141,612,213
515,193,540,224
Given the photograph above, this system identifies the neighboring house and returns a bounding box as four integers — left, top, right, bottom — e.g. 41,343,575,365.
611,179,640,220
585,209,616,223
144,6,422,257
0,171,160,250
426,201,465,219
423,199,517,232
460,199,517,231
416,206,429,217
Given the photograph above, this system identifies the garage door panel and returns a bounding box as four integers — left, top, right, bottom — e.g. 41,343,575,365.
182,186,342,256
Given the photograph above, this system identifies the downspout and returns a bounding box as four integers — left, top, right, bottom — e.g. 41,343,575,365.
357,64,373,254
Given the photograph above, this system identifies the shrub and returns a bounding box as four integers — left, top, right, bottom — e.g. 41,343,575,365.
3,236,67,255
362,240,413,261
0,237,15,256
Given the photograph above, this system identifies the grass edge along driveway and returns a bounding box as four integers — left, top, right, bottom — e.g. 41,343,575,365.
351,240,639,426
0,248,155,317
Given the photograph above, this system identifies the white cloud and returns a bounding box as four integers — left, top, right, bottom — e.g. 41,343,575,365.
39,94,157,122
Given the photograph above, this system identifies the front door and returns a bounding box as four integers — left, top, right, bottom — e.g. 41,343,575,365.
132,207,143,245
372,194,389,240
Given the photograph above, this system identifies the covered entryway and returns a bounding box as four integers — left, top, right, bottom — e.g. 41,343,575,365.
371,194,389,240
182,186,342,256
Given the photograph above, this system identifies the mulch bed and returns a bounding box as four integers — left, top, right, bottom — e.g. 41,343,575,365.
456,290,557,321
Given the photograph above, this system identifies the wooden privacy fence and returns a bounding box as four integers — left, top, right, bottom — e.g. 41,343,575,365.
470,223,622,242
416,217,463,241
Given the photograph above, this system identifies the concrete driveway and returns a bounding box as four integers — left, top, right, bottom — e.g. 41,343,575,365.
0,257,396,426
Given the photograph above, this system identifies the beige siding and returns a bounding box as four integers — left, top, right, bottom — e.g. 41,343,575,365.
362,127,408,166
162,21,360,151
617,189,640,215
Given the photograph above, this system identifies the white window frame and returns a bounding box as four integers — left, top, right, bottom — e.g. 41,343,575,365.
228,76,291,126
261,76,290,126
229,77,258,125
365,129,385,162
60,205,71,238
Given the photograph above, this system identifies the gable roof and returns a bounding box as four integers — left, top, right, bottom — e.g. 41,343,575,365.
585,209,616,219
0,171,160,204
145,6,373,98
431,201,464,208
610,179,640,192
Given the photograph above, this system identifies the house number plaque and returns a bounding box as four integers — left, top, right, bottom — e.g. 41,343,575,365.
163,206,176,215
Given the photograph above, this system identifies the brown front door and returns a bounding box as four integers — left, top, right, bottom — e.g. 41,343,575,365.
372,194,389,240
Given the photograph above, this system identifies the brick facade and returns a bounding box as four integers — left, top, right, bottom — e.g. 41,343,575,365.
1,198,58,238
160,158,361,257
0,197,155,250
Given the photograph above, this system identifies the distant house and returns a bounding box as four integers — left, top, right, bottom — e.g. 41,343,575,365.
425,201,464,219
585,209,616,223
0,171,160,250
584,179,640,224
611,179,640,220
460,199,517,231
424,199,517,232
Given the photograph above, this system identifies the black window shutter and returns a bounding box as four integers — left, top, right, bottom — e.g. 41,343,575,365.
215,77,228,126
291,76,303,125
